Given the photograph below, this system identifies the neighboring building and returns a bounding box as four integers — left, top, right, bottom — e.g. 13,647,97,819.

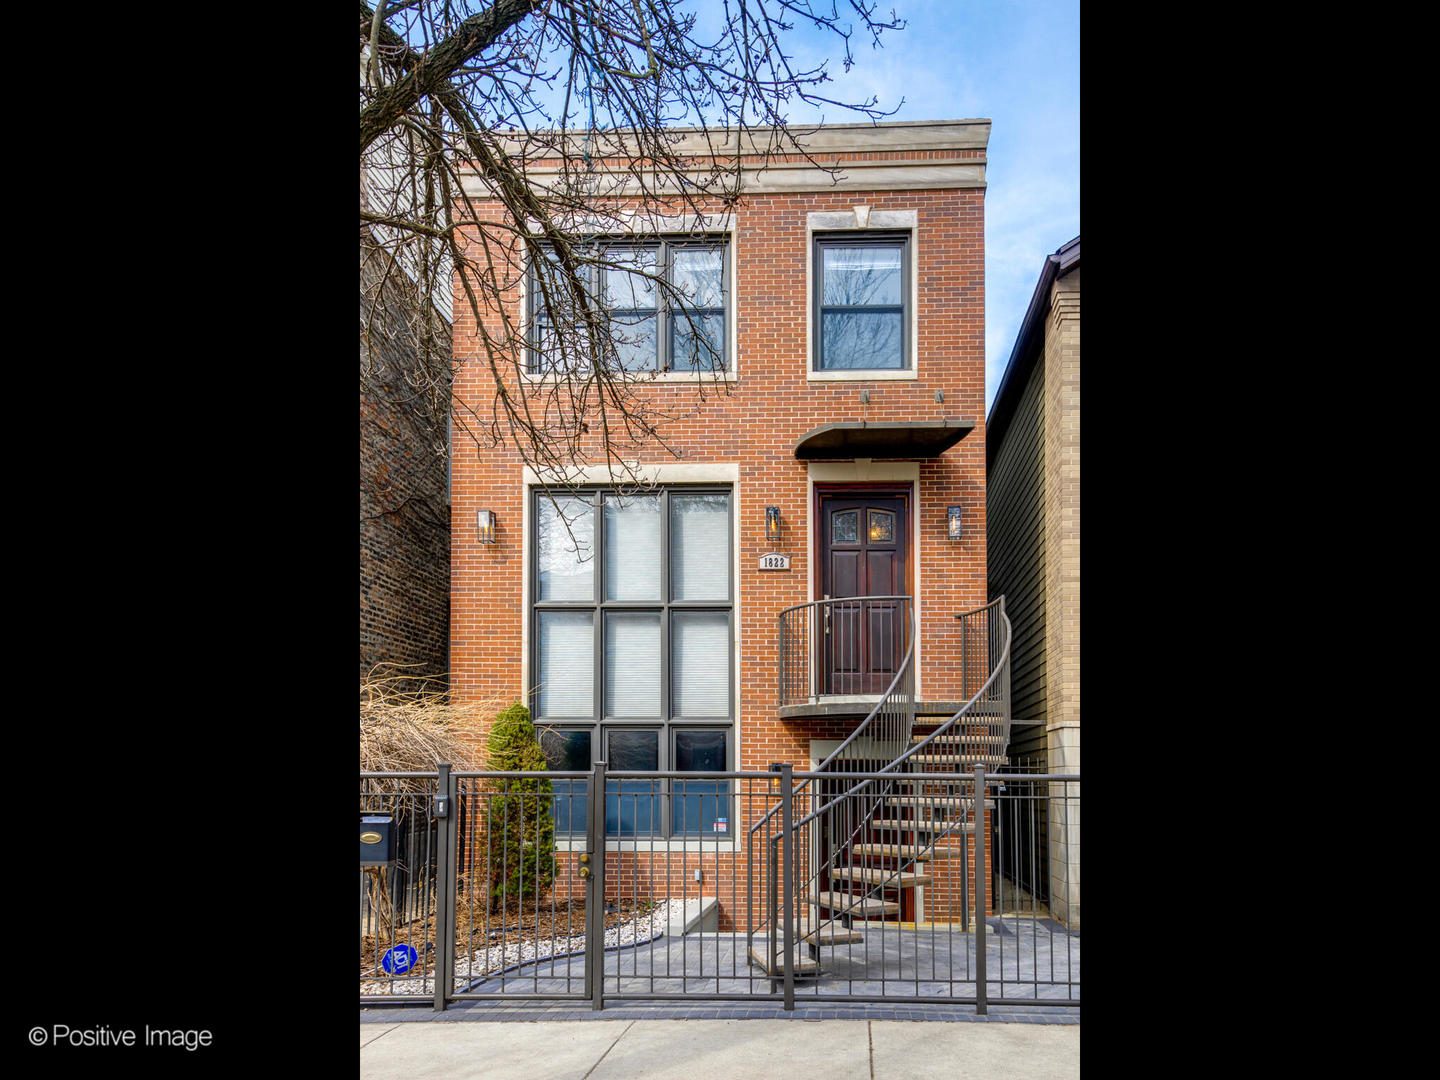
985,235,1079,927
359,43,454,688
449,120,1003,929
359,231,452,688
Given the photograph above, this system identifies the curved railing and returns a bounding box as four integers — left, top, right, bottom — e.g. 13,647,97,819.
749,596,1011,967
752,597,916,835
778,595,914,708
798,597,1011,827
887,597,1011,775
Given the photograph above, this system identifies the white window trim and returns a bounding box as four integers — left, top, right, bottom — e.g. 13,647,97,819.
805,208,920,381
519,214,739,383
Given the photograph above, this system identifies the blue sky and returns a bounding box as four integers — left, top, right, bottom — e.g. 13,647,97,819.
776,0,1080,416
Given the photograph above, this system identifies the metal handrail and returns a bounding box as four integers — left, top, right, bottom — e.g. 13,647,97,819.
750,596,916,838
792,598,1010,828
754,596,1011,956
876,598,1010,776
777,594,914,708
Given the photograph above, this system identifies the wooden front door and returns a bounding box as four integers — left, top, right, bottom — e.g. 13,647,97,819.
818,488,910,695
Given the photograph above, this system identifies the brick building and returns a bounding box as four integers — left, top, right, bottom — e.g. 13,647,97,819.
359,45,454,690
448,119,1009,931
359,235,453,688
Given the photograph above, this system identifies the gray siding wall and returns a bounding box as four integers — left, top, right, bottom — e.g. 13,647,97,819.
988,352,1048,901
988,350,1047,765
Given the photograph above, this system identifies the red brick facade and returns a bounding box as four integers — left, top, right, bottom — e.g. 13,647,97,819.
449,122,991,924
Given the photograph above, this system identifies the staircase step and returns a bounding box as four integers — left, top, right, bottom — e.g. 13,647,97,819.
795,919,866,946
748,946,823,976
830,866,932,888
869,819,976,833
912,732,1008,743
851,843,964,860
811,891,901,916
885,796,995,809
906,754,1009,766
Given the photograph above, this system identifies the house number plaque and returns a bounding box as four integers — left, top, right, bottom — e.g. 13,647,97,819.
758,553,790,570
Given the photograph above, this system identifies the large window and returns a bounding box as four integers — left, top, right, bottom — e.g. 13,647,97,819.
531,487,734,837
813,232,910,371
528,239,728,375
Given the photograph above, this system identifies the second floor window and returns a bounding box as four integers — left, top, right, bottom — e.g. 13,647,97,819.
528,238,728,375
813,232,910,370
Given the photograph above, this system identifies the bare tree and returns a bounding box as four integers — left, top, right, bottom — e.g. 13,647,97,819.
359,0,904,495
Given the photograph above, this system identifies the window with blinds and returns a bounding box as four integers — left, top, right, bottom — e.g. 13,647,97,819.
532,486,734,837
813,232,910,371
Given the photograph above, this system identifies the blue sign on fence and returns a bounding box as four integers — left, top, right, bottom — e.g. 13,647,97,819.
381,944,419,976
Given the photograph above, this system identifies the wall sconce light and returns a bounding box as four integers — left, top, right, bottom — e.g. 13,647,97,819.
476,509,498,544
765,506,781,544
947,506,963,541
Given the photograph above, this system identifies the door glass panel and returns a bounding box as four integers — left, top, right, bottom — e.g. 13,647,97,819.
539,727,592,769
832,510,859,543
868,509,895,543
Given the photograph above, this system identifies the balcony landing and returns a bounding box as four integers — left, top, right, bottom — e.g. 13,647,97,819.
778,698,973,721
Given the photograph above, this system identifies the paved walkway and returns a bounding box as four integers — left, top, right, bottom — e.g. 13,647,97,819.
360,1018,1079,1079
364,918,1078,1017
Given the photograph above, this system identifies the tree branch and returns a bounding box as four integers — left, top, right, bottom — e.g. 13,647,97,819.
359,0,538,155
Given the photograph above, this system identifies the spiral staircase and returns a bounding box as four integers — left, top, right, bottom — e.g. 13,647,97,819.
749,596,1012,976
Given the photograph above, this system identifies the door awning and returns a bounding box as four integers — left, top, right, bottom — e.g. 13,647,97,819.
792,420,975,460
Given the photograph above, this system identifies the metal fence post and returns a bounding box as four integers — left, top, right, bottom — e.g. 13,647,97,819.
767,835,779,994
433,763,453,1013
781,762,795,1011
745,827,754,964
974,762,987,1016
587,759,607,1012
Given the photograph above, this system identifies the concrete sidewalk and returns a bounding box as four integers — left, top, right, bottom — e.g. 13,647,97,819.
360,1018,1079,1079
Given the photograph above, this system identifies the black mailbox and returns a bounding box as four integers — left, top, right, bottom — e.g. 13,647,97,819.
360,812,395,866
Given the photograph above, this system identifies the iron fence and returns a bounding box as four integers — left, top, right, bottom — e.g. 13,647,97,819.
359,770,444,1005
360,764,1078,1013
996,754,1051,904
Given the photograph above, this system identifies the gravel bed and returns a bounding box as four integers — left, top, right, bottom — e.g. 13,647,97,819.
361,898,687,996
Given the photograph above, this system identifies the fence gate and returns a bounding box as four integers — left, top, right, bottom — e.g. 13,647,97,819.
446,768,598,1006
